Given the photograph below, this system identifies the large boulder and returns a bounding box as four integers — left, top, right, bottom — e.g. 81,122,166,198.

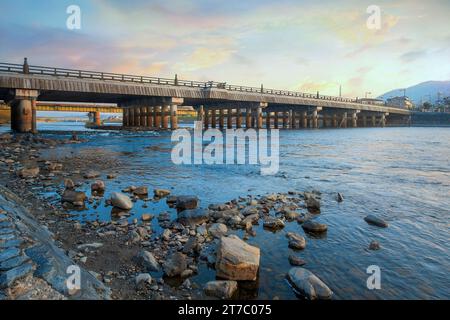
204,280,238,299
215,235,260,281
263,217,285,230
304,192,320,212
91,180,105,192
154,189,171,198
176,196,199,211
287,267,333,300
83,170,100,179
208,223,228,238
135,250,160,272
178,208,210,226
133,186,148,196
18,167,39,179
286,232,306,250
163,252,187,277
110,192,133,210
302,220,328,233
364,215,388,228
61,190,86,204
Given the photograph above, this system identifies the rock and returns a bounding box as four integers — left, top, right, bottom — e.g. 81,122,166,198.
47,162,63,171
287,267,333,300
176,196,199,211
242,213,259,226
304,192,320,212
204,280,238,299
283,209,300,220
178,208,209,226
18,167,39,179
208,223,228,238
133,186,148,196
110,192,133,210
364,215,388,228
135,273,152,286
337,193,344,202
91,180,105,192
77,242,103,250
180,269,194,278
64,179,75,190
141,214,153,222
162,229,172,241
263,217,285,230
83,170,100,179
0,263,34,289
136,250,160,272
288,255,306,266
61,190,87,204
0,248,20,263
241,206,259,217
216,235,260,281
286,232,306,250
182,237,200,255
154,189,171,198
369,241,381,250
163,252,187,277
107,174,116,179
196,225,208,236
302,220,328,233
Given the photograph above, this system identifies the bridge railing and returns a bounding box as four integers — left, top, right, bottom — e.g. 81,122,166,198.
0,62,386,106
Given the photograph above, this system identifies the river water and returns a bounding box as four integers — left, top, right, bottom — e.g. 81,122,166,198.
1,121,449,300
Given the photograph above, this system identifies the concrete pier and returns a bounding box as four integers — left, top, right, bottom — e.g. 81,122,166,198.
227,108,233,129
9,89,39,133
211,109,217,128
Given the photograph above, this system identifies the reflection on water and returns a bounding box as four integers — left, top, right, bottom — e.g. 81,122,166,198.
2,122,450,299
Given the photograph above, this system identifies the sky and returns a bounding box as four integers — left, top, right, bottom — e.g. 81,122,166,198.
0,0,449,98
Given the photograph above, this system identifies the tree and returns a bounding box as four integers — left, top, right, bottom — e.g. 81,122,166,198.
422,102,432,111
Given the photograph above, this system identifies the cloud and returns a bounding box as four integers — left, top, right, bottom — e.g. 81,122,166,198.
181,47,236,72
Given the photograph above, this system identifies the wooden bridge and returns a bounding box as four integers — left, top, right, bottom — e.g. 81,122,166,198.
0,59,411,132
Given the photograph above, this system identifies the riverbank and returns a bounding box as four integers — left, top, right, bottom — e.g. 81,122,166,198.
0,127,449,300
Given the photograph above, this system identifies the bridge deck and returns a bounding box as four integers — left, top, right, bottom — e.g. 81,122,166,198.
0,62,410,115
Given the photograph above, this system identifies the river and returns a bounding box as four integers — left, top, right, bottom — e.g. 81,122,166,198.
1,121,449,299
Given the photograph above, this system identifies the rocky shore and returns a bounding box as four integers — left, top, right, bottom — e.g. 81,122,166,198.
0,132,389,300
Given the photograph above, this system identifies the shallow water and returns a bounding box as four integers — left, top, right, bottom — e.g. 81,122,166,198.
2,122,449,299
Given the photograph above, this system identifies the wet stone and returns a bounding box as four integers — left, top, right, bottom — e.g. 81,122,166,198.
0,248,21,263
0,263,34,289
0,233,16,242
0,228,15,236
0,239,22,249
0,214,7,222
0,255,30,271
0,221,13,229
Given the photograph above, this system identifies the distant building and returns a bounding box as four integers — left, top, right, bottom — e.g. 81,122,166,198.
386,96,414,110
358,98,385,106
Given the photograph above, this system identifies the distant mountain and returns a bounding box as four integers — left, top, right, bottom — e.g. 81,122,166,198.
378,81,450,105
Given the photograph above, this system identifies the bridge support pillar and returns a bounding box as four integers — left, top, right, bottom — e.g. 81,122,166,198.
162,105,169,129
333,114,338,127
211,109,217,128
170,105,178,130
123,109,129,127
246,108,251,128
219,109,225,129
381,113,386,127
290,110,296,129
147,107,154,128
312,108,319,128
352,111,358,128
371,115,376,127
94,111,101,126
322,115,327,128
266,112,271,129
236,108,242,128
256,107,263,129
227,108,233,129
340,112,347,128
274,112,279,129
129,108,135,126
198,105,204,127
134,107,141,127
140,107,147,127
204,108,209,129
282,111,288,129
301,112,307,128
154,106,161,128
362,115,367,127
9,89,39,133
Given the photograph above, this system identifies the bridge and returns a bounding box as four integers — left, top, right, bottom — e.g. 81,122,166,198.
0,59,411,132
